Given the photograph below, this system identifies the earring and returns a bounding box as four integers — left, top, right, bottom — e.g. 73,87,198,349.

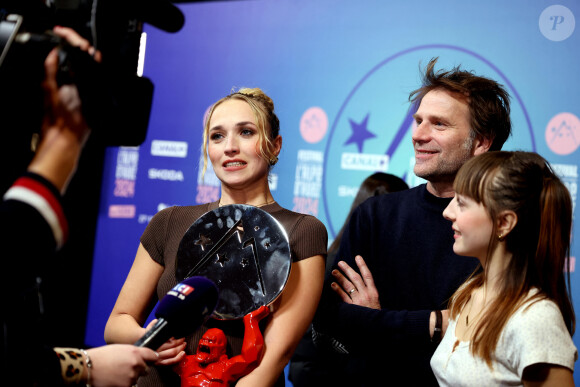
498,233,505,241
269,156,278,166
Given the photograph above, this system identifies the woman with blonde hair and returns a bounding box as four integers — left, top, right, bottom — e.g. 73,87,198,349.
431,151,577,385
105,88,327,386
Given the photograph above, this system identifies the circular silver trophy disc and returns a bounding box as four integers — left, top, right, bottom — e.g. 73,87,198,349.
175,204,291,320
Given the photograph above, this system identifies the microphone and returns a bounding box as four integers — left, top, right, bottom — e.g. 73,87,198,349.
134,276,219,349
136,0,186,33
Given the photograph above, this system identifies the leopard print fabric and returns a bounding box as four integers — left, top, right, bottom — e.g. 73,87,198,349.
54,347,85,384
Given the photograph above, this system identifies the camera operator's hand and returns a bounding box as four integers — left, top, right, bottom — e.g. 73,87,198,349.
26,26,100,194
51,26,102,63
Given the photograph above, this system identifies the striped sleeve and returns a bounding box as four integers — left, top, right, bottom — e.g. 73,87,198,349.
2,173,68,249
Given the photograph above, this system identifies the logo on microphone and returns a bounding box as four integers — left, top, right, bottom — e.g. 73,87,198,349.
168,283,194,300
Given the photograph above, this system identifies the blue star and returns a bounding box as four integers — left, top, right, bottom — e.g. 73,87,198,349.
344,113,376,153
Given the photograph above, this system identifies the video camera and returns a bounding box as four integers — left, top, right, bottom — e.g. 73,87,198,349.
0,0,185,146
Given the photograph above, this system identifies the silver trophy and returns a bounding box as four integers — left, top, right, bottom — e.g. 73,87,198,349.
175,204,292,320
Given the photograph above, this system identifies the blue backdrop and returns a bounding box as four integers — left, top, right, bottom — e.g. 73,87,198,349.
86,0,580,382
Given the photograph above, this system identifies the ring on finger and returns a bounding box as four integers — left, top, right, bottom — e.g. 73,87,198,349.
348,288,357,295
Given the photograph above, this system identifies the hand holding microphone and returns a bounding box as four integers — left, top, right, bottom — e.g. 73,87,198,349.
83,344,159,387
134,276,219,357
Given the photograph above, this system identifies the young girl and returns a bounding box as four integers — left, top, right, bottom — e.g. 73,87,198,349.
431,151,577,385
104,88,327,386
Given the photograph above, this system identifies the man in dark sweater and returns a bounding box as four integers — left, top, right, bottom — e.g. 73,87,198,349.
313,57,512,386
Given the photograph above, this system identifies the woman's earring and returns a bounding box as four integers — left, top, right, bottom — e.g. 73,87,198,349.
269,156,278,166
498,233,505,241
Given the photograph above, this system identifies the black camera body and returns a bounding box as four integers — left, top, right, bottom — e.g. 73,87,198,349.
0,0,184,147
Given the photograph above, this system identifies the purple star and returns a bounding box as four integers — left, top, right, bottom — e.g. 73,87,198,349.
344,113,376,153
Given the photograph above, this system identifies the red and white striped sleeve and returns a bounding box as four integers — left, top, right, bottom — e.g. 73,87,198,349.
3,174,69,249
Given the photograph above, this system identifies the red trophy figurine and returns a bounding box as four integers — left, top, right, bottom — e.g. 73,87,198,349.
175,305,270,387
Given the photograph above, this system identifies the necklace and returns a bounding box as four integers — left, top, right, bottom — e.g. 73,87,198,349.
218,198,276,208
465,287,488,327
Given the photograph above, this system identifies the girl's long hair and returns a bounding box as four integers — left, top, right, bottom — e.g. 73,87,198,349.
449,151,575,366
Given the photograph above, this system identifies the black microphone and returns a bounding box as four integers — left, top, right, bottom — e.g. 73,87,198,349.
134,276,219,349
136,0,185,33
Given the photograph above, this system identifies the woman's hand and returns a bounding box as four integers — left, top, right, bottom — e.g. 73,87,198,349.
87,344,158,387
143,319,187,366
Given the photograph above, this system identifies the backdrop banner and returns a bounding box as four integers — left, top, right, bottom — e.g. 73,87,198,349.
86,1,580,383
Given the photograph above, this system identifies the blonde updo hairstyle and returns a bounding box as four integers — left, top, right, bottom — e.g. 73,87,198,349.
202,87,281,178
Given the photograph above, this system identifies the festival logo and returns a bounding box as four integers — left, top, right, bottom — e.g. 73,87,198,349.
195,155,221,204
114,147,139,198
293,150,323,216
545,113,580,155
300,107,328,144
552,163,578,214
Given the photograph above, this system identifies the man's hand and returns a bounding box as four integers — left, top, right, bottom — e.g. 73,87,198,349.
330,255,381,309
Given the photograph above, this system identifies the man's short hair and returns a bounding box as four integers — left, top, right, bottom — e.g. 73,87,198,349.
409,57,511,151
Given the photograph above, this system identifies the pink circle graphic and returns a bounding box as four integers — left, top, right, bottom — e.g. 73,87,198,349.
300,107,328,144
545,112,580,155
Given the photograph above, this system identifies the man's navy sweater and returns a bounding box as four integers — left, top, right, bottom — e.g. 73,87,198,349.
314,184,478,386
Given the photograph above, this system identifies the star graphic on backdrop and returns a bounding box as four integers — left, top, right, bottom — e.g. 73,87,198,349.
194,234,213,251
344,113,376,153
